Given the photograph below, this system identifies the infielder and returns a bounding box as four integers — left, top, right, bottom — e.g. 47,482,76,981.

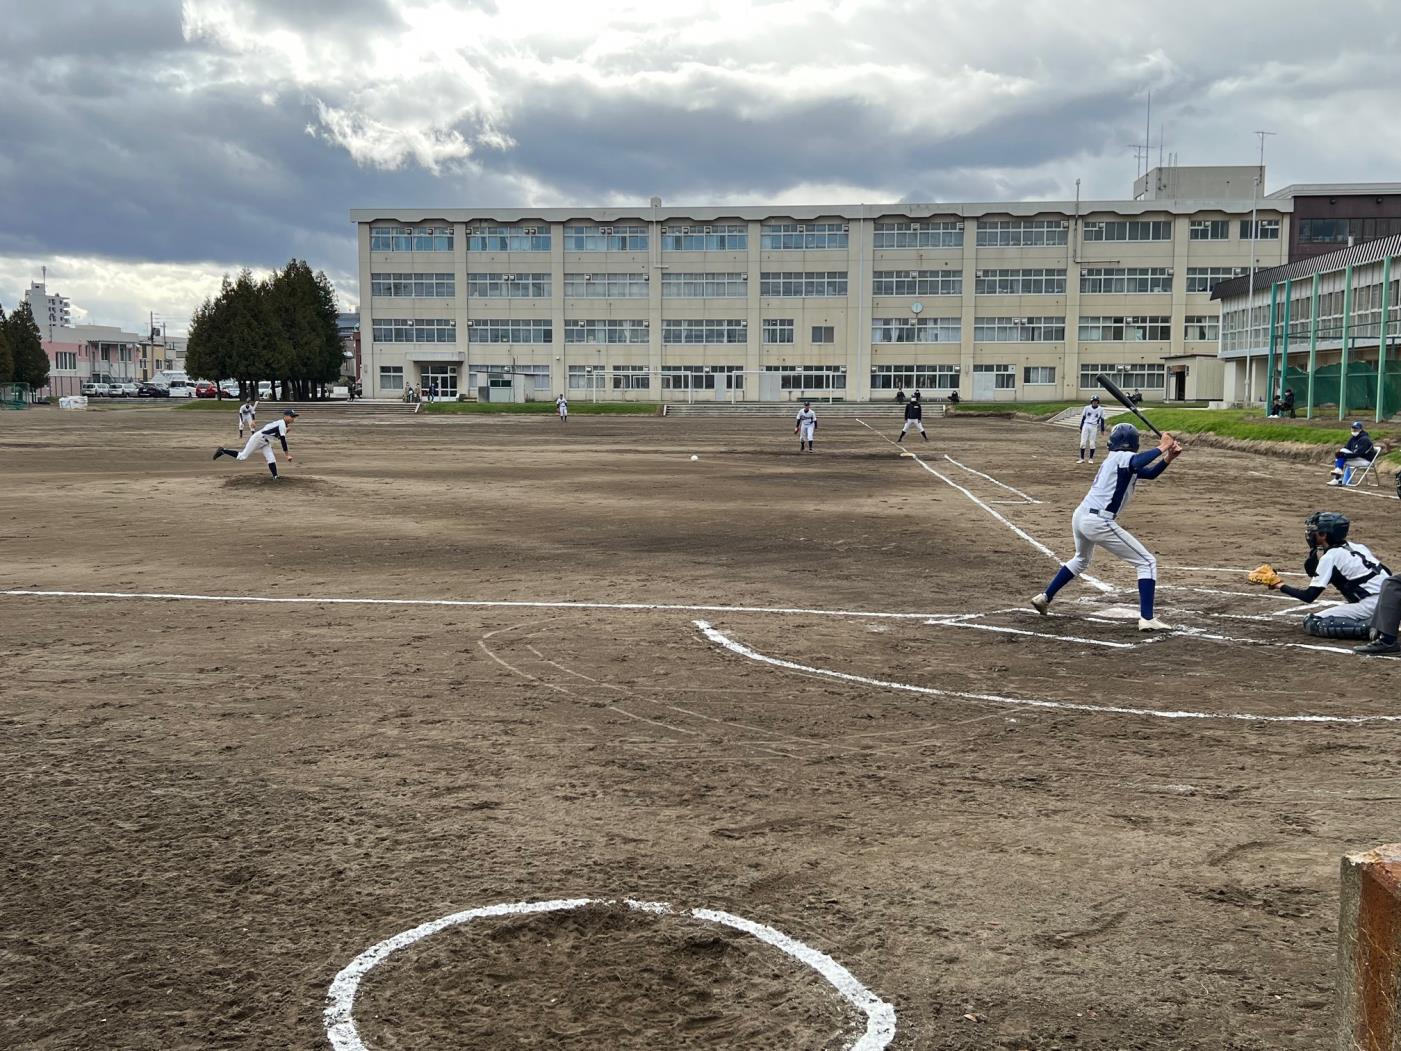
896,393,929,443
556,394,568,422
1031,422,1183,631
1077,396,1106,464
1264,511,1390,638
237,398,258,438
794,402,817,453
212,409,298,479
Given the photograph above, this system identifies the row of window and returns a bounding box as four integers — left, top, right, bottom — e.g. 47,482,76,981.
372,315,1216,345
371,217,1285,253
1297,217,1401,245
373,265,1251,302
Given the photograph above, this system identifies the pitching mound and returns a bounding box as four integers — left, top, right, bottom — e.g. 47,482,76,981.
218,473,328,490
350,902,862,1049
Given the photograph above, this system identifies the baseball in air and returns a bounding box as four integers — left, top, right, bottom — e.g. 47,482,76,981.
690,454,700,461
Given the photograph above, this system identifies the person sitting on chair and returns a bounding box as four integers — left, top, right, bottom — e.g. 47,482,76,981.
947,390,960,405
1329,422,1376,486
894,386,906,404
1281,387,1296,418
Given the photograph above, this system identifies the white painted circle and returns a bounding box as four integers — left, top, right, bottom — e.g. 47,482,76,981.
325,898,896,1051
690,454,699,461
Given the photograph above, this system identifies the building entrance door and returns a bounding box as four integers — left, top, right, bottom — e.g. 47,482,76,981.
420,364,459,400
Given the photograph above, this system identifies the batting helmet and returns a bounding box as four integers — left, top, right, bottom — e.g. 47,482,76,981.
1107,422,1140,452
1310,511,1350,546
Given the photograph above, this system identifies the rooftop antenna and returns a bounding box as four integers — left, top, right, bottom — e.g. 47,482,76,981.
1125,144,1149,179
1144,91,1152,173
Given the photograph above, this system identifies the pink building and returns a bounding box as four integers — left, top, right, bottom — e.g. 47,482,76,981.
41,324,143,396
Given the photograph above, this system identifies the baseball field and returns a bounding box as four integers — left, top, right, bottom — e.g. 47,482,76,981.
2,404,1398,1050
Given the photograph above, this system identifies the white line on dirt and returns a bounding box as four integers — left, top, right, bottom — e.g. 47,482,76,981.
1166,565,1307,578
923,619,1134,648
941,453,1042,503
695,620,1401,723
324,898,896,1051
853,420,1113,593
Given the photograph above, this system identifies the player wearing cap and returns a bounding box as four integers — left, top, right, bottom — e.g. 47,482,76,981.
1030,422,1183,631
213,408,298,479
794,402,817,453
896,391,929,443
1078,396,1106,464
237,398,258,438
1329,422,1376,485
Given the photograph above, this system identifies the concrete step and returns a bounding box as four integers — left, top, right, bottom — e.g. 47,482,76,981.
665,402,947,418
257,400,421,416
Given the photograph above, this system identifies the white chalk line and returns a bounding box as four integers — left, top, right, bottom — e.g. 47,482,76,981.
940,453,1042,503
923,618,1134,649
853,420,1112,593
1167,565,1307,578
695,620,1401,723
324,897,896,1051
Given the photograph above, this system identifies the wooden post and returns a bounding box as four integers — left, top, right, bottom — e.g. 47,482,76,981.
1338,843,1401,1050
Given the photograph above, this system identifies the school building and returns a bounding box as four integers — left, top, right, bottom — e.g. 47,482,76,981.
353,166,1298,404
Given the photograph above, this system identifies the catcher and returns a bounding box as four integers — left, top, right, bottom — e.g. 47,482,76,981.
1248,511,1392,639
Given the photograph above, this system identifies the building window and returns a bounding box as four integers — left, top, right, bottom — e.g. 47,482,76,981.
762,364,846,390
661,319,747,344
974,268,1067,295
763,319,795,344
466,225,551,251
1239,218,1281,240
611,365,651,390
1082,219,1171,242
1298,217,1401,244
1184,315,1220,341
975,219,1068,247
371,318,457,343
973,316,1065,342
661,272,747,297
370,225,454,251
568,364,607,390
1189,219,1230,240
871,317,961,343
811,325,835,344
759,271,848,297
563,224,648,252
1079,267,1173,294
379,365,404,390
467,319,552,344
563,273,649,298
872,270,962,296
466,273,551,298
470,364,551,392
873,220,963,248
661,223,748,251
870,364,959,390
760,222,849,250
1186,267,1244,294
1023,366,1057,385
371,272,456,297
661,365,744,390
973,363,1016,389
55,352,78,370
1079,363,1167,389
564,319,650,344
1078,316,1172,341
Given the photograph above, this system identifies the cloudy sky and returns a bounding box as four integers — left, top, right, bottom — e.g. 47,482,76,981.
3,0,1398,335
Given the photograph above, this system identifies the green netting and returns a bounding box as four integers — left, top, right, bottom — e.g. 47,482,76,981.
0,383,30,409
1283,362,1401,416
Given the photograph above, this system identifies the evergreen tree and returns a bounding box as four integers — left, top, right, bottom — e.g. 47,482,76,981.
267,260,341,400
9,301,49,393
0,304,12,384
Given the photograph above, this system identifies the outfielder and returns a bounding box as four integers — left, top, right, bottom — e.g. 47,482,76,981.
1260,511,1390,638
556,394,568,422
237,398,258,438
794,402,817,453
212,409,298,479
1031,422,1183,631
896,393,929,443
1078,396,1106,464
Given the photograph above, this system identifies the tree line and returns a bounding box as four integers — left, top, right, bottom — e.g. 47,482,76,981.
0,301,51,396
185,260,343,401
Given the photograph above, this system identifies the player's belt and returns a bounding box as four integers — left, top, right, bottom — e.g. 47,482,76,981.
1086,508,1116,519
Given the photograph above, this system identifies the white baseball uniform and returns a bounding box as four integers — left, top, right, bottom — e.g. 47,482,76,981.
556,396,568,420
1308,542,1389,624
795,407,817,445
238,401,256,435
1063,449,1168,581
237,419,290,465
1079,404,1106,456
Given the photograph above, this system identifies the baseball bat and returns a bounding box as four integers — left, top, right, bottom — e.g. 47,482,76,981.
1095,373,1163,438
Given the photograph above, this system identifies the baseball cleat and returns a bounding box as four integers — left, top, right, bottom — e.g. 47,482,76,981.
1327,478,1343,486
1138,617,1172,632
1030,594,1049,615
1076,458,1084,464
212,448,224,459
1354,637,1401,655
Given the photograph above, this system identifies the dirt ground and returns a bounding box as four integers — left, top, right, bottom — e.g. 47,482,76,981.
2,403,1399,1050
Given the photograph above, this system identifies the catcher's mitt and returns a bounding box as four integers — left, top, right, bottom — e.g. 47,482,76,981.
1247,563,1282,587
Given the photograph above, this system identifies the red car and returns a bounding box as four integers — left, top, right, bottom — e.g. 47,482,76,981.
194,381,220,399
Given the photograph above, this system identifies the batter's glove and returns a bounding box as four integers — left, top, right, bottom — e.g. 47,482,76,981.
1247,563,1283,587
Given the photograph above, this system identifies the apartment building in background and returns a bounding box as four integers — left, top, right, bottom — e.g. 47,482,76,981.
353,167,1302,403
24,280,72,334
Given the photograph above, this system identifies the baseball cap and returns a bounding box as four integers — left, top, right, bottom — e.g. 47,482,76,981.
1351,420,1363,430
284,409,299,417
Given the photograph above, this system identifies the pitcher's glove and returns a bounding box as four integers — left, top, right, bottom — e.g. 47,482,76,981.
1248,563,1282,587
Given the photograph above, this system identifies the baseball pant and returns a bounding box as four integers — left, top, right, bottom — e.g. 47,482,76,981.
1080,424,1099,454
901,420,926,436
1316,595,1380,624
236,433,277,465
798,423,815,442
1370,575,1401,637
1064,506,1158,581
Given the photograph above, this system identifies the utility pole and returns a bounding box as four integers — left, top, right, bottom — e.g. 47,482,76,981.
1247,130,1276,406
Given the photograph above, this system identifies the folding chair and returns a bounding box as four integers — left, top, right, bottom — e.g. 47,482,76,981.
1339,448,1384,488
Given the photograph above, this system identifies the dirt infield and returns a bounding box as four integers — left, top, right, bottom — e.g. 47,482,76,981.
2,405,1399,1049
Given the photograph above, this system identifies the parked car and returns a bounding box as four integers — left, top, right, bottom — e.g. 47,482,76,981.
137,382,170,398
167,380,196,398
115,382,139,397
219,381,241,398
81,382,103,397
195,381,220,399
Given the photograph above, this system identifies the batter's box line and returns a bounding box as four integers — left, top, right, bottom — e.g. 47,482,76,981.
695,620,1401,724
